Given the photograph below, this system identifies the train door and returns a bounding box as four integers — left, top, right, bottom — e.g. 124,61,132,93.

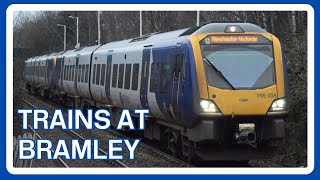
46,59,50,87
105,55,113,105
140,49,151,108
46,59,52,87
35,61,38,85
61,57,65,91
45,59,47,85
55,58,61,89
75,55,80,95
171,48,185,121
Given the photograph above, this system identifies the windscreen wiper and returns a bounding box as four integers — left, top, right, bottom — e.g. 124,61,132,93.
204,57,235,90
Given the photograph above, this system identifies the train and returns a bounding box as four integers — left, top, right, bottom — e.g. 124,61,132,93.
23,22,289,163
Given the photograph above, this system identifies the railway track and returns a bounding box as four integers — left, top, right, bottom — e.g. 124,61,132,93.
19,84,193,167
15,110,69,168
107,127,192,167
20,98,129,168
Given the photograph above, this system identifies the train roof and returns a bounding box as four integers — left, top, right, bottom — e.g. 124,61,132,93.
96,22,268,51
58,45,101,58
96,28,188,52
25,22,268,61
25,55,40,63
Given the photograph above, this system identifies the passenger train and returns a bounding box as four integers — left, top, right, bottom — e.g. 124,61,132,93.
23,22,289,162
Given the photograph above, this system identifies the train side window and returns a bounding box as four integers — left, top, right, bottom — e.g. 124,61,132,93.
59,61,62,79
124,64,131,89
96,64,101,85
174,54,185,80
59,63,61,80
101,64,106,86
81,64,85,83
66,65,69,81
66,65,68,81
174,55,179,79
118,64,124,88
68,65,71,81
64,65,67,80
74,64,77,82
73,65,78,81
55,62,58,79
112,64,118,88
65,65,67,80
150,63,159,93
69,65,72,81
92,64,96,84
71,65,74,81
76,64,79,82
131,63,139,90
69,65,71,81
64,65,66,80
63,65,66,80
160,63,169,93
181,54,186,80
73,65,76,81
77,64,81,82
78,65,81,82
177,54,185,80
85,64,89,83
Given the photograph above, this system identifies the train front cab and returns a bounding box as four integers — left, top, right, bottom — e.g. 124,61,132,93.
188,26,289,160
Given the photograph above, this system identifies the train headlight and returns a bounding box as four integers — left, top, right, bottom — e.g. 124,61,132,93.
200,100,220,113
270,98,287,111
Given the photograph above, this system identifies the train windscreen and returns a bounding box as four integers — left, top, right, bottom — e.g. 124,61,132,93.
200,35,276,90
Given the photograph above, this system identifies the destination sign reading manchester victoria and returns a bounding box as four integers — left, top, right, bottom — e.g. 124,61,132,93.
211,36,258,43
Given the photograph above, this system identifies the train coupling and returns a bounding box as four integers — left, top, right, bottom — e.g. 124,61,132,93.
235,123,256,145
